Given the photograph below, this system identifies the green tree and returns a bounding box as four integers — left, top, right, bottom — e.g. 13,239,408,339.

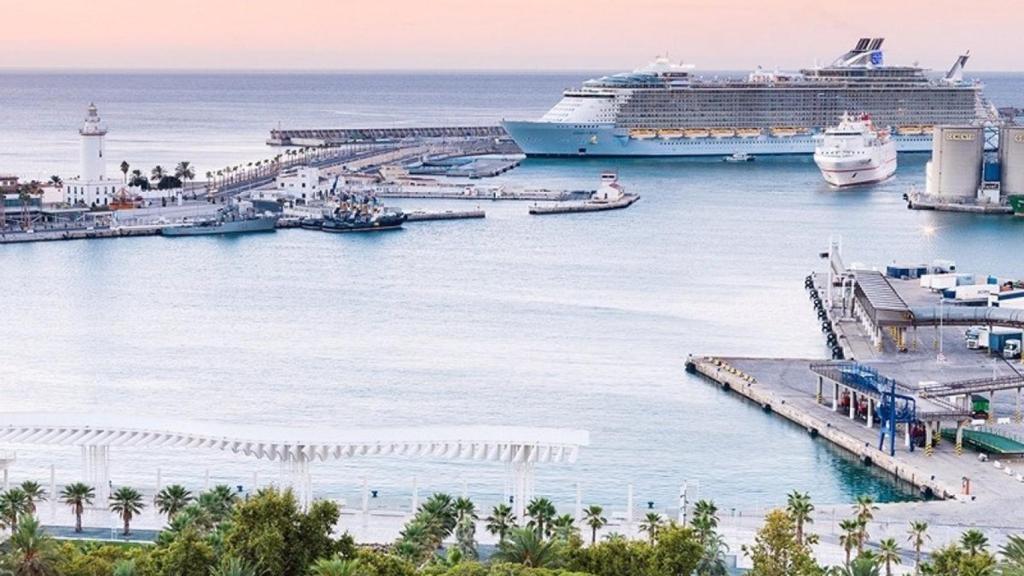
4,516,58,576
639,512,664,544
197,484,239,523
108,486,145,536
906,521,930,574
455,509,479,560
49,175,63,188
652,522,703,576
151,165,165,183
786,491,815,546
582,505,607,545
175,161,196,191
830,552,881,576
120,161,130,183
525,497,557,539
569,537,653,576
492,527,560,568
59,482,94,534
154,484,193,522
962,529,990,557
876,538,901,576
223,487,341,576
1001,534,1024,572
692,500,720,547
151,525,216,576
485,504,516,544
210,556,260,576
113,559,138,576
744,509,821,576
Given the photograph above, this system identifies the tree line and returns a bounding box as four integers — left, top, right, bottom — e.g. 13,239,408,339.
1,482,1023,576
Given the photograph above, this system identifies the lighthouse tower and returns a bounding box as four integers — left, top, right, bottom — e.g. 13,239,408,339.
79,103,107,182
65,103,118,207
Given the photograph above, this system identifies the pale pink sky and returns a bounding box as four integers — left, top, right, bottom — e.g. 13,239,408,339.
1,0,1020,71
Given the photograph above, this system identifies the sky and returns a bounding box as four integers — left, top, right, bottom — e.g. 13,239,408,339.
1,0,1021,71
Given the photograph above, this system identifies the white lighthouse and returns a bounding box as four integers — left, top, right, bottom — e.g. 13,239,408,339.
65,103,121,207
80,103,106,181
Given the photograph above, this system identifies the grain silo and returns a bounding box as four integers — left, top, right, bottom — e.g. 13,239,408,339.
926,126,983,198
1000,126,1024,196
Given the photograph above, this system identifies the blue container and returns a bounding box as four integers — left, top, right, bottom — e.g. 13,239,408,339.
984,162,1001,183
989,330,1023,354
988,275,999,285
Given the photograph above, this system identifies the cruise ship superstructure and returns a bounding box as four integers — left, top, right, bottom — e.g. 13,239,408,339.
503,38,997,157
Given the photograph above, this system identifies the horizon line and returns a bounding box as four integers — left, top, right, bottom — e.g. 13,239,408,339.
2,66,1024,75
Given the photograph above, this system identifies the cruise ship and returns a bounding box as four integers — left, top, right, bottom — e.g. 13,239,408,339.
503,38,997,157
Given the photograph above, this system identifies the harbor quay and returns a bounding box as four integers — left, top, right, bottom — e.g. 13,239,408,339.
685,244,1024,564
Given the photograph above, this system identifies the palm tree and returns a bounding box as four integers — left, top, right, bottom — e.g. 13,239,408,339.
485,503,516,544
453,496,476,520
154,484,193,521
19,481,47,516
525,497,557,538
49,175,62,188
492,527,559,568
5,516,58,576
59,483,94,533
853,496,877,552
309,557,363,576
175,161,195,191
876,538,901,576
198,484,238,523
120,161,130,183
961,529,989,557
151,165,165,183
692,499,720,545
18,186,33,228
109,486,145,536
906,521,930,574
697,531,730,576
831,552,882,576
582,504,607,545
210,557,259,576
786,491,814,545
639,512,664,544
551,513,578,542
418,492,457,541
1001,534,1024,570
839,518,862,566
0,487,31,531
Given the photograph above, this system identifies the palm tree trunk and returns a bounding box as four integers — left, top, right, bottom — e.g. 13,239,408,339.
886,559,892,576
591,526,597,545
123,516,130,536
75,508,82,532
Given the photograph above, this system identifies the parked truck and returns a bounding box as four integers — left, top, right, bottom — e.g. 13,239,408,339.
967,327,1024,354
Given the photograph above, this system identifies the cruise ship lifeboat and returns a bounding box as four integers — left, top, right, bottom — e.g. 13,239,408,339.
736,128,763,138
629,129,658,140
684,128,710,139
657,129,684,139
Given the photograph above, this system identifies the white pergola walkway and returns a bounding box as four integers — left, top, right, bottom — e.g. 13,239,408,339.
0,413,589,514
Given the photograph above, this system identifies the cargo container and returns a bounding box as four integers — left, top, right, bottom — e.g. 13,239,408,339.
886,264,928,280
955,284,995,300
971,394,990,419
989,288,1024,309
919,274,958,291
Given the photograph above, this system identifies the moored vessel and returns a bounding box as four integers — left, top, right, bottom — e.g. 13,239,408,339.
502,38,995,157
161,204,278,237
813,113,897,187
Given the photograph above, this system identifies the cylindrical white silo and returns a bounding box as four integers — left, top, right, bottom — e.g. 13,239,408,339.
1000,126,1024,196
931,126,983,198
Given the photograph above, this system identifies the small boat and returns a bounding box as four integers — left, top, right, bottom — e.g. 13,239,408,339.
710,128,736,139
684,128,710,139
657,129,684,139
629,129,658,140
724,152,755,163
736,128,763,138
320,210,406,232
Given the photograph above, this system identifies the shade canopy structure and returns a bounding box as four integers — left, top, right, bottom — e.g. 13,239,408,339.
0,413,589,513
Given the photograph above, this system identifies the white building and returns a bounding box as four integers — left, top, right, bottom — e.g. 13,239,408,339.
273,166,324,201
64,104,124,207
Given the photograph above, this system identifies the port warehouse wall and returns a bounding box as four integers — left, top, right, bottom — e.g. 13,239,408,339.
926,125,1024,198
686,357,957,499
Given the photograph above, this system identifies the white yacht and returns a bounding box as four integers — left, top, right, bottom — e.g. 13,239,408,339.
813,113,897,187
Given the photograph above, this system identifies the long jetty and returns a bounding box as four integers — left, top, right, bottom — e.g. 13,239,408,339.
268,126,508,147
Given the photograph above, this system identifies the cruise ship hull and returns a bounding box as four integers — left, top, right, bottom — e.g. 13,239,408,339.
503,121,935,157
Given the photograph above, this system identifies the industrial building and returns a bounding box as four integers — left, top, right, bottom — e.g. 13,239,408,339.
917,125,1024,214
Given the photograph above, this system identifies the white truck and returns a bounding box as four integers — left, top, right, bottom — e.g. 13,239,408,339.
1004,339,1022,359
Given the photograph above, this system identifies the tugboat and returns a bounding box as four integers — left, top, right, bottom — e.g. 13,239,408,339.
302,194,407,233
724,152,755,163
161,202,278,237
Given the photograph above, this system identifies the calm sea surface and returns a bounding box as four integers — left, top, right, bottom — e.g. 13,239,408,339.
1,71,1023,512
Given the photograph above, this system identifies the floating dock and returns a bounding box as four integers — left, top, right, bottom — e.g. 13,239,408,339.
905,193,1013,214
375,187,589,202
528,194,640,215
405,209,485,222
